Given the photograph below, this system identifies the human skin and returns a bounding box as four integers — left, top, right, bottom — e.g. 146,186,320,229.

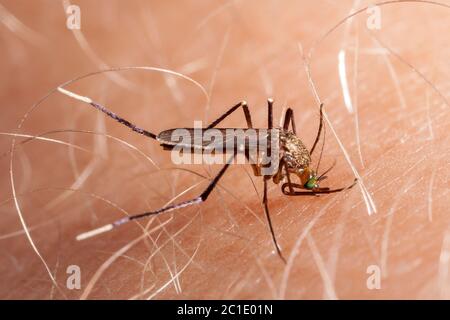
0,0,449,299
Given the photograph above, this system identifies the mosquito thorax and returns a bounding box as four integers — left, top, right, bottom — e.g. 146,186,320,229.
280,130,311,172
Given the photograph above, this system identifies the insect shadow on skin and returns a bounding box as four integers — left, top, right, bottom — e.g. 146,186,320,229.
57,87,357,263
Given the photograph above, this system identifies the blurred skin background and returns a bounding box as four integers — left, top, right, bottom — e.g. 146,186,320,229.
0,0,449,299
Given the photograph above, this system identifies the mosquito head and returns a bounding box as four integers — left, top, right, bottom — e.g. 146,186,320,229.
304,173,318,190
299,167,329,190
304,168,322,189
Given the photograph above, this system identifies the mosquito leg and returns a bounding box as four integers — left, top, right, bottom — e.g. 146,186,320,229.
206,101,253,129
310,103,324,155
77,156,235,240
244,153,261,177
265,98,273,129
262,98,276,175
205,101,259,175
263,177,286,264
282,108,297,134
283,160,295,194
272,158,284,184
272,157,293,192
57,87,157,140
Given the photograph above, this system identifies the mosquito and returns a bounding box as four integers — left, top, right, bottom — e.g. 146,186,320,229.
58,87,357,263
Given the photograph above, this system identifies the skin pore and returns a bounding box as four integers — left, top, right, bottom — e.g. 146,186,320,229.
0,0,449,299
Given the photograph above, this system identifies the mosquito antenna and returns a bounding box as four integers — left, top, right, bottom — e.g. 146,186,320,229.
309,103,324,155
57,87,158,140
315,121,326,174
318,159,337,181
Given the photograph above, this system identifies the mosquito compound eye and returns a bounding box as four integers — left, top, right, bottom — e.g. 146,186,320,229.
304,177,317,190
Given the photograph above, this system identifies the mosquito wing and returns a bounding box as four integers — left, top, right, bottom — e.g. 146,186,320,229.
157,128,272,153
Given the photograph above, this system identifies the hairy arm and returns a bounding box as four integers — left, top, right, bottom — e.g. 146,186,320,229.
0,0,449,299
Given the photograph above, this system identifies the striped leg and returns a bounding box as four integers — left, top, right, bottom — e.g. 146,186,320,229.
263,177,286,263
77,156,235,240
58,87,157,140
